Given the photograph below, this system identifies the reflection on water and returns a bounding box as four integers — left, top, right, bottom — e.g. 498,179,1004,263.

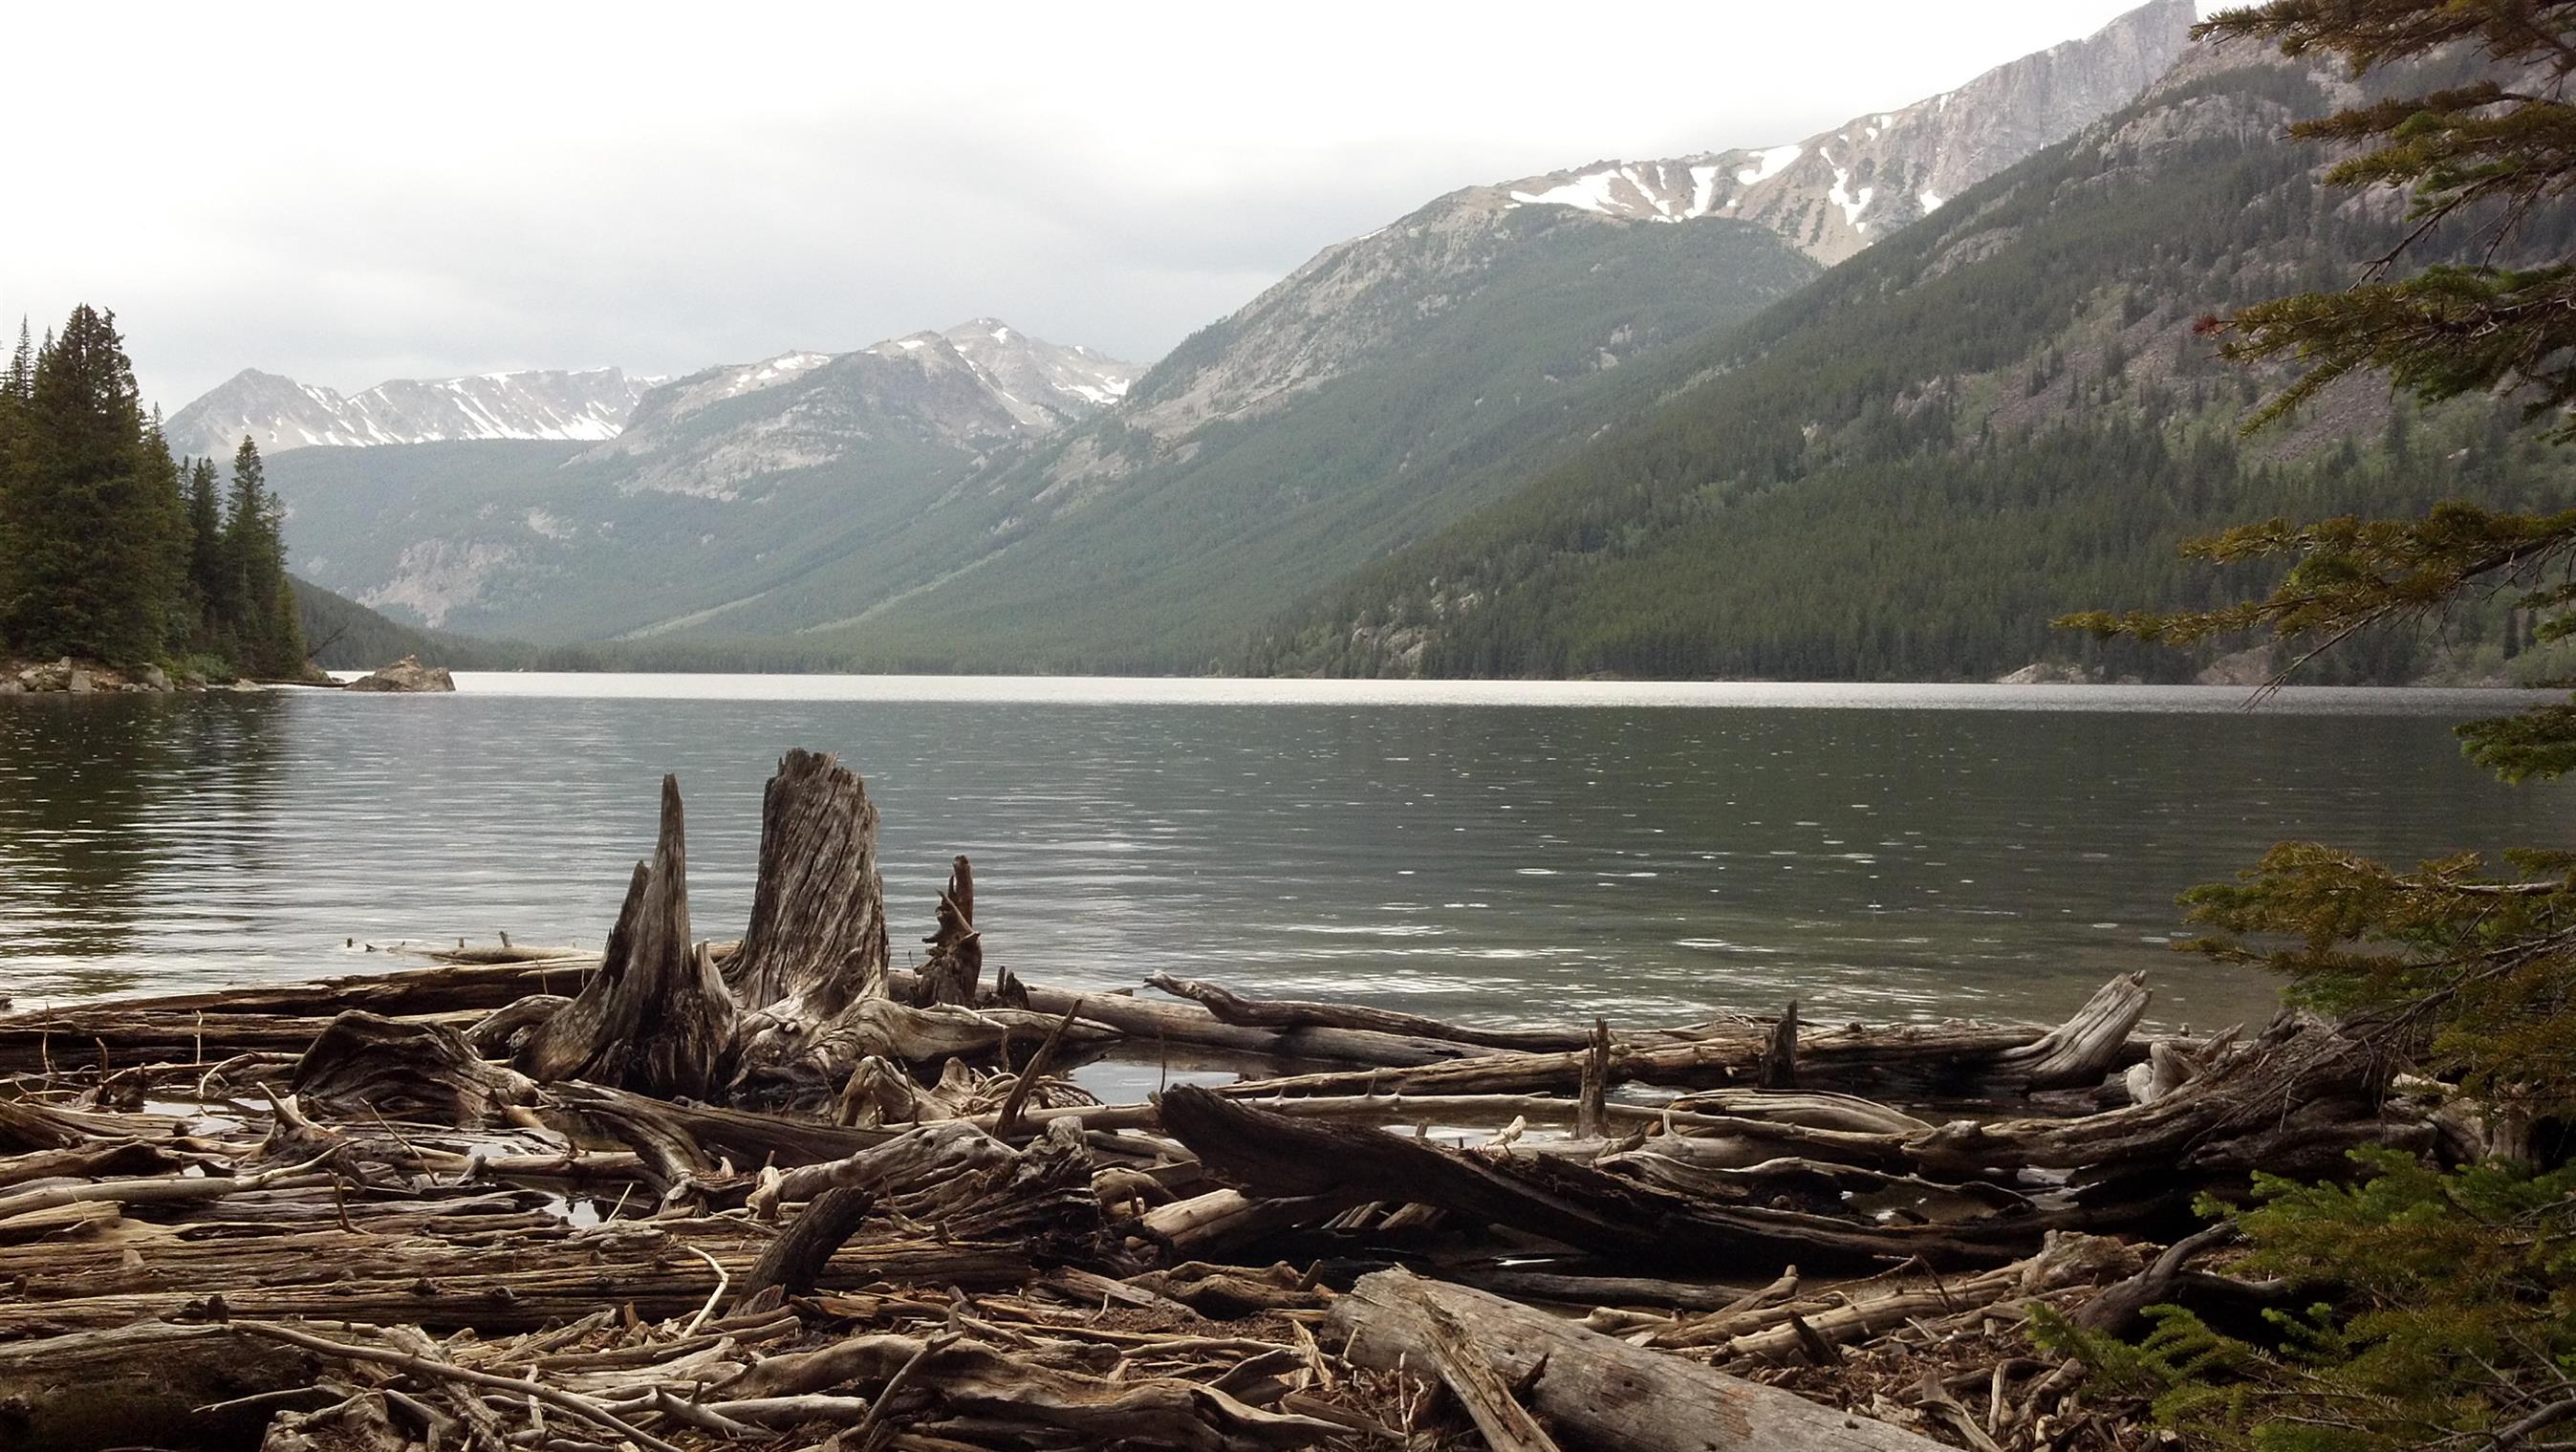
1,676,2566,1031
0,694,285,970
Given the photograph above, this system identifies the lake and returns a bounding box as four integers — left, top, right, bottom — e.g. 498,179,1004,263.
0,674,2560,1033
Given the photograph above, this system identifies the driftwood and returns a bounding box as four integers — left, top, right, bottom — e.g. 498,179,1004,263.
1161,1085,2025,1269
0,748,2467,1452
1338,1268,1955,1451
911,856,984,1008
289,1010,537,1127
1143,972,1585,1051
515,777,738,1098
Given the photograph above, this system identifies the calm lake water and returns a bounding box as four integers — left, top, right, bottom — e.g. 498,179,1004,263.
0,674,2564,1032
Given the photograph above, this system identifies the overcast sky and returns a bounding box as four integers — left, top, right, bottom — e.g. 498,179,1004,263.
8,1,2188,411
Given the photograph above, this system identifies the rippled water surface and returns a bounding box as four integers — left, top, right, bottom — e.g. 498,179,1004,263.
2,674,2565,1030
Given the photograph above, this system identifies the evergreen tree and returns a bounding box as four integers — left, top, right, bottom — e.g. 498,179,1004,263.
183,455,225,648
2,306,170,661
221,435,301,677
2060,7,2576,1446
0,320,31,637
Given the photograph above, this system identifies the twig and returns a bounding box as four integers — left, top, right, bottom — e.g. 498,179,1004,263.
681,1245,728,1336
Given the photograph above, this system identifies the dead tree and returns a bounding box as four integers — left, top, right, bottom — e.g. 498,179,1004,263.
910,857,983,1008
514,776,738,1100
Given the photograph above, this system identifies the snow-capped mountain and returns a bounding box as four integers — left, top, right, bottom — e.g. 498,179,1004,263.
1489,0,2196,264
262,320,1139,634
166,367,652,461
575,320,1139,498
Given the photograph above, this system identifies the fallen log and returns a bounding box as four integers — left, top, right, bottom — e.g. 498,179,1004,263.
1335,1267,1955,1451
0,1321,325,1452
1161,1086,2028,1269
1142,972,1585,1052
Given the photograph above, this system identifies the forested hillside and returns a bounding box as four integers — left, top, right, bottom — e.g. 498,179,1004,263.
1248,46,2576,683
0,307,309,679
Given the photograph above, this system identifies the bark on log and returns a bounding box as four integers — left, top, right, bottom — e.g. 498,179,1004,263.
290,1011,537,1128
1335,1268,1954,1452
0,1321,325,1452
514,777,738,1099
725,748,887,1017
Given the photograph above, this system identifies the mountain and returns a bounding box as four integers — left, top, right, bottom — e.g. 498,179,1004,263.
264,322,1138,635
1482,0,2195,266
166,367,651,460
1245,38,2576,685
726,0,2197,671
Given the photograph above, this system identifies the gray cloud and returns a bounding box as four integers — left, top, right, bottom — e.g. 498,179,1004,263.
1,1,2174,411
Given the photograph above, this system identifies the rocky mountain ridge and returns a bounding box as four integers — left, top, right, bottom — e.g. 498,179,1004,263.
166,367,653,461
1486,0,2196,266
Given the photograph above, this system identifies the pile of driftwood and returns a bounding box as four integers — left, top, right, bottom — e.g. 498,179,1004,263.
0,749,2472,1452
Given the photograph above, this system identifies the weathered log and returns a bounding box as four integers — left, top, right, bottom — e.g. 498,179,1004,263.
726,748,888,1017
733,1184,876,1308
717,1332,1340,1449
892,970,1524,1070
515,777,738,1099
1992,971,2152,1091
1142,973,1580,1052
290,1011,537,1128
0,1321,326,1451
1161,1086,2025,1269
1335,1267,1954,1452
464,992,570,1058
1905,1012,2395,1178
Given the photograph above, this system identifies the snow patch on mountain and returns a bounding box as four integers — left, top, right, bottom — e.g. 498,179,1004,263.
168,367,652,461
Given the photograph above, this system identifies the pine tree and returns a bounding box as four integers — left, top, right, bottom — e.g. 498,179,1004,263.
221,435,301,677
2059,7,2576,1446
0,320,31,644
183,455,225,650
3,306,170,661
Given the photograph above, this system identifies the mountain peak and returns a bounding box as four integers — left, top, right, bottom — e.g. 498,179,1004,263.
167,365,649,460
1489,0,2197,263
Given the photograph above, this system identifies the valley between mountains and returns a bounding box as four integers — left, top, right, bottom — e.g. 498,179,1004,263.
193,0,2539,684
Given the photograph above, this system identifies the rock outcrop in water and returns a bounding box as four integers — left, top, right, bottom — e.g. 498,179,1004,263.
340,655,456,692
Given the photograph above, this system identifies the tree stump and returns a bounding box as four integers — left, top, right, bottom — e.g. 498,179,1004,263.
726,749,888,1017
911,857,983,1008
514,776,738,1100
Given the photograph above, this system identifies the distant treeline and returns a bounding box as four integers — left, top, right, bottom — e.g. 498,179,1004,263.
0,306,305,677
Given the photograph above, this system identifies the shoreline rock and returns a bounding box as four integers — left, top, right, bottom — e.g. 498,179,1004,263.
342,656,457,693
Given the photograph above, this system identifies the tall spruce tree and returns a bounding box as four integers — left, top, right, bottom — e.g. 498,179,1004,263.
220,435,301,677
183,455,224,648
2055,7,2576,1446
0,320,31,639
2,306,171,662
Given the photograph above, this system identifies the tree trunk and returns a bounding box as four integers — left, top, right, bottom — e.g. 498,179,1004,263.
911,856,984,1008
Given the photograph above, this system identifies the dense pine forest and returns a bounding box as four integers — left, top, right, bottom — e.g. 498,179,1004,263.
0,307,306,680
